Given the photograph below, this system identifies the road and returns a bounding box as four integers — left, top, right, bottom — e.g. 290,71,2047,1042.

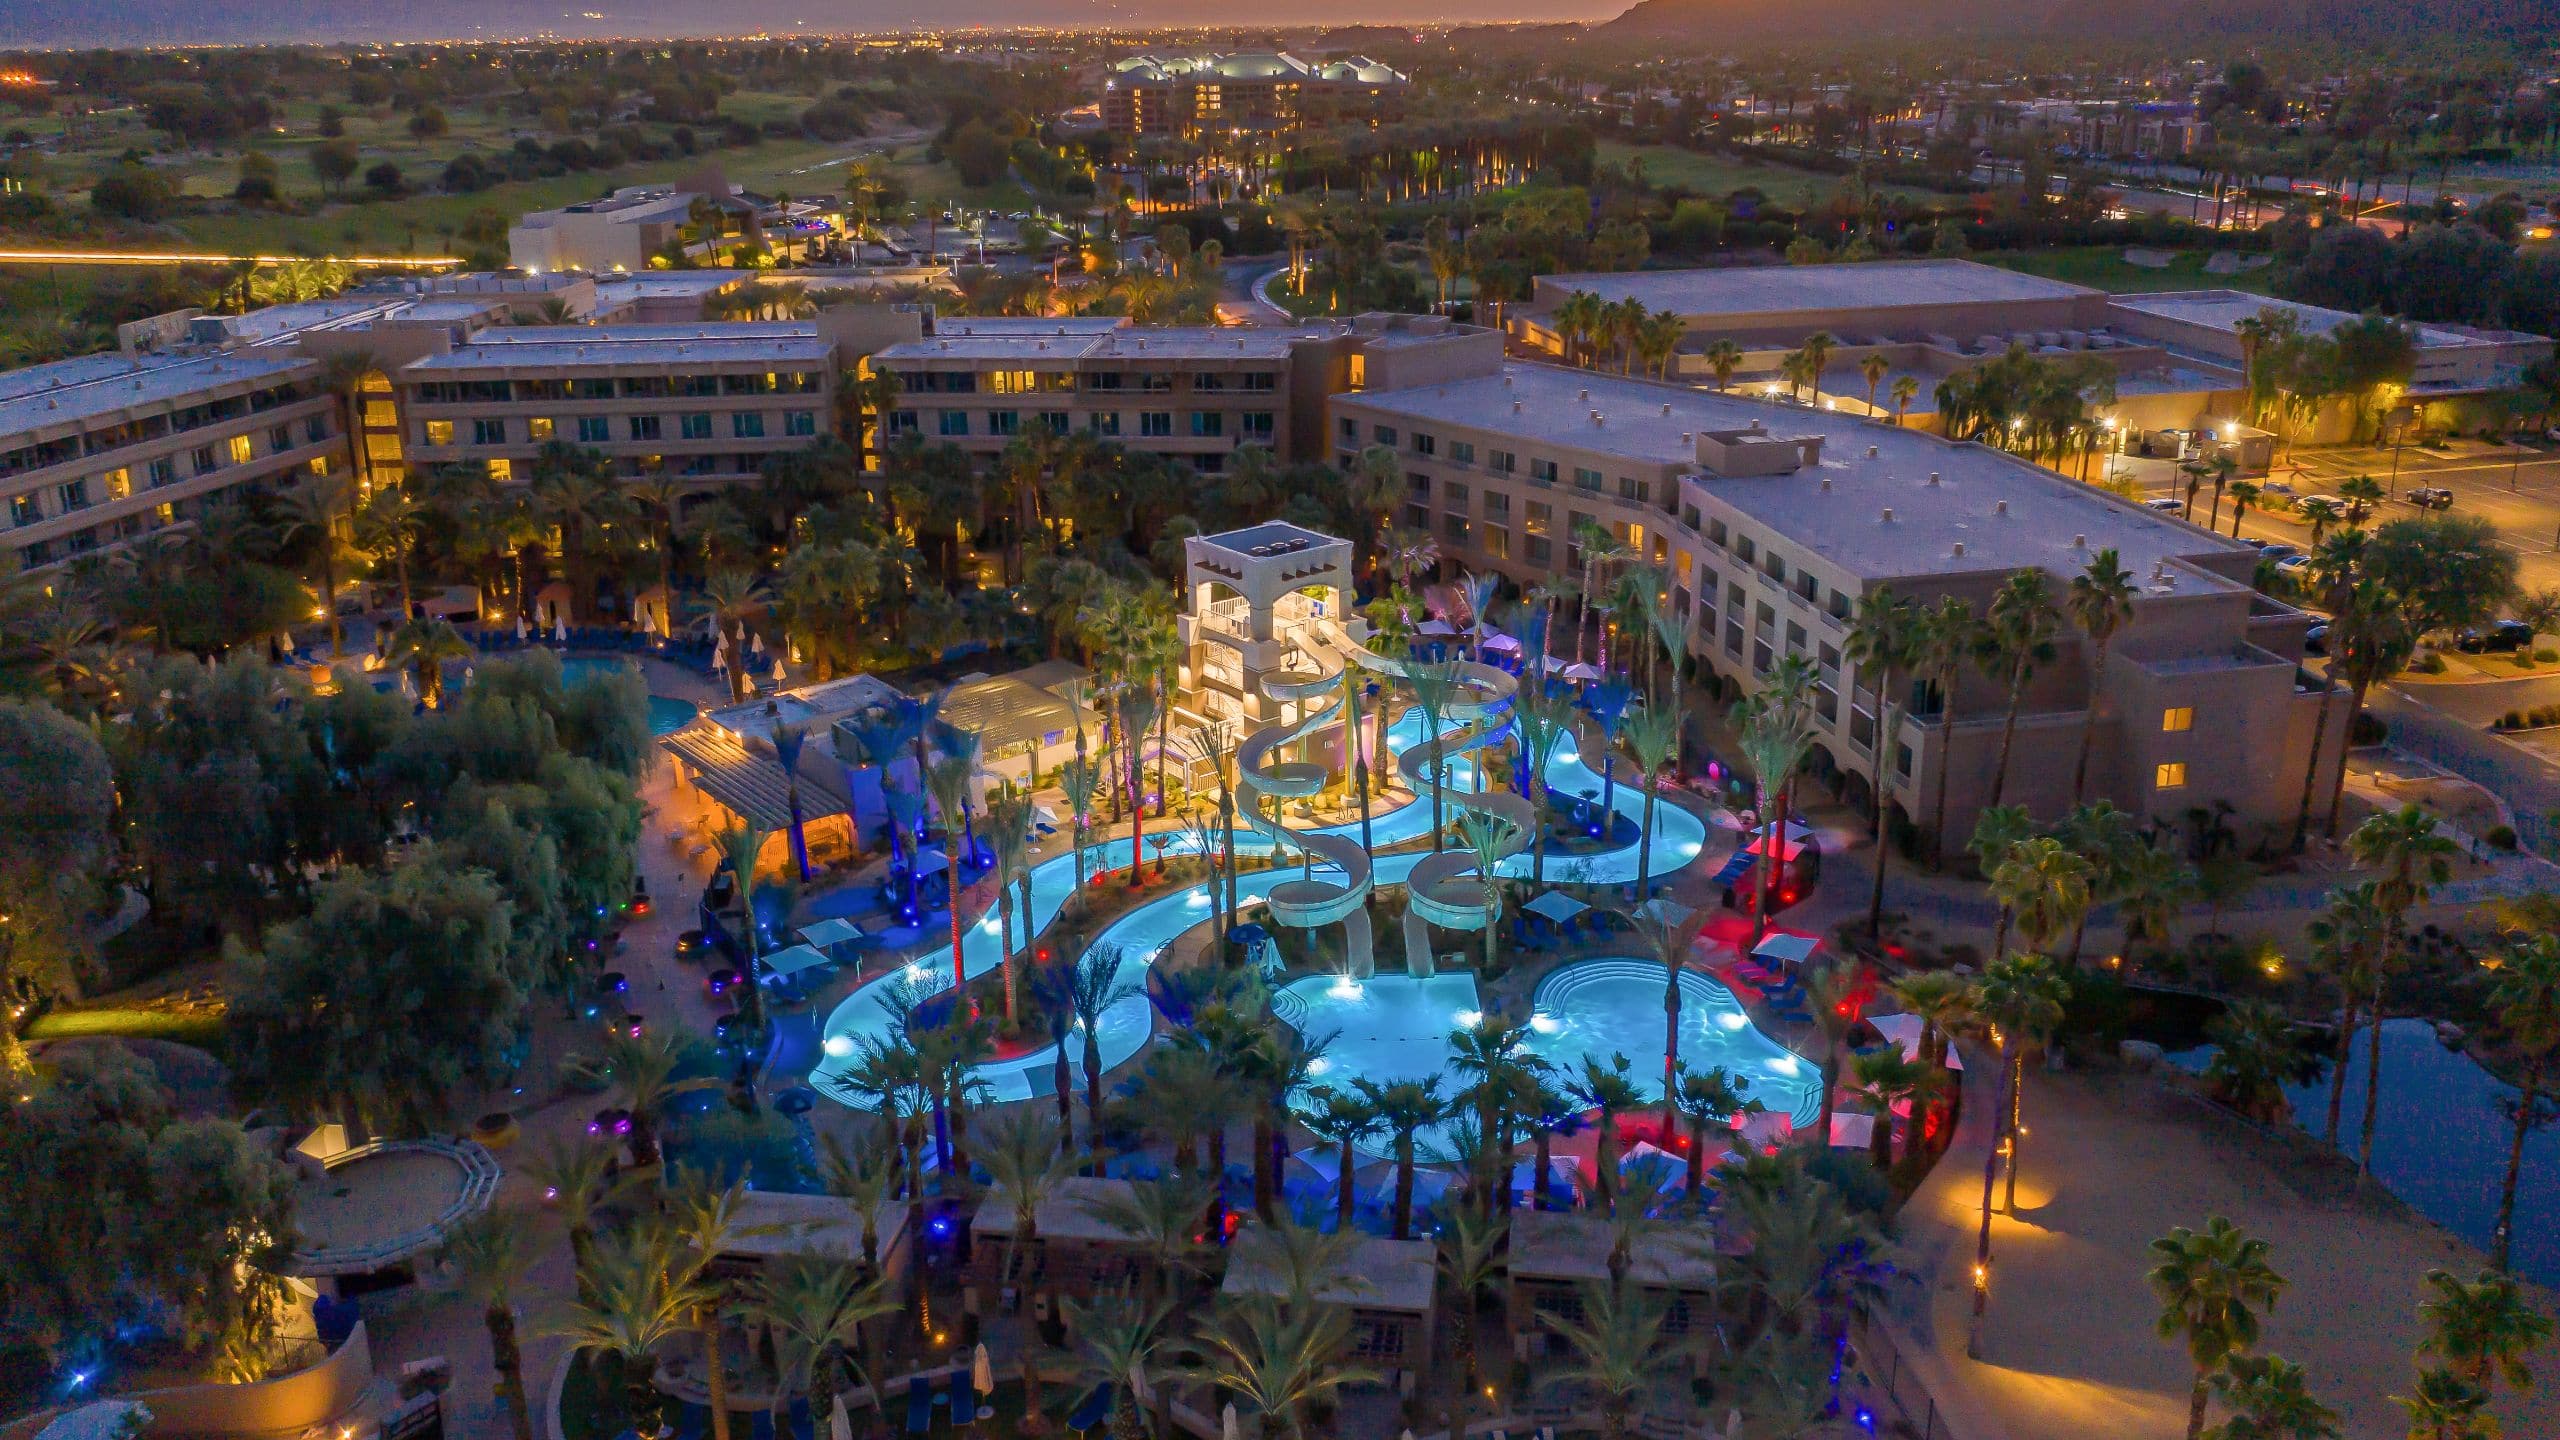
2134,439,2560,590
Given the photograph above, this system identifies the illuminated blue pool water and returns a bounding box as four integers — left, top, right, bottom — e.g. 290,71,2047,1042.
1273,959,1821,1156
813,708,1716,1110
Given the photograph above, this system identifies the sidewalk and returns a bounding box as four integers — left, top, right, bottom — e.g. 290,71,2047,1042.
1890,1052,2560,1440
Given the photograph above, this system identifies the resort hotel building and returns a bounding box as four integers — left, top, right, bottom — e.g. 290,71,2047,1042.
1329,356,2349,845
1100,52,1407,140
1516,259,2549,449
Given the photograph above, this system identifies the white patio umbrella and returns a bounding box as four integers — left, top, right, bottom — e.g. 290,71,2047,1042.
1221,1404,1240,1440
553,615,568,643
749,630,766,657
514,612,528,641
829,1396,851,1440
1561,662,1603,681
771,656,788,685
641,609,657,637
972,1342,996,1405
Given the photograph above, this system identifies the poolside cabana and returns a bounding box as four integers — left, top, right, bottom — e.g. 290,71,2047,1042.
702,1189,909,1282
1506,1210,1717,1368
657,717,857,873
966,1176,1149,1313
941,670,1098,788
1222,1227,1437,1395
1868,1012,1962,1070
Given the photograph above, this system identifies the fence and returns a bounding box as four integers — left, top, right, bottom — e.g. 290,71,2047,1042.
1849,1307,1961,1440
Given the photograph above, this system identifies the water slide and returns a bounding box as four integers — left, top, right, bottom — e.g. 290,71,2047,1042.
1319,621,1539,977
1232,643,1377,976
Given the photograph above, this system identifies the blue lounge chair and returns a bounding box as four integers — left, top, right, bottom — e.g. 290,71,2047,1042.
905,1376,935,1434
1066,1385,1112,1435
946,1366,974,1420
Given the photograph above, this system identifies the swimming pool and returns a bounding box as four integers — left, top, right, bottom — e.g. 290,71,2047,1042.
1272,958,1821,1156
811,706,1715,1110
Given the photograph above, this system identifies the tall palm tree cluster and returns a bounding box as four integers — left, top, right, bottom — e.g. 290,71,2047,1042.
1932,344,2123,475
1546,292,1689,379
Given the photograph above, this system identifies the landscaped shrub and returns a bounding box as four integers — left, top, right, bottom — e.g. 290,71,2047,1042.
2486,824,2519,851
2491,702,2560,731
2350,712,2389,745
2413,652,2448,674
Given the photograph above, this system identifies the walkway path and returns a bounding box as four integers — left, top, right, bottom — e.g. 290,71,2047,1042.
1888,1050,2560,1439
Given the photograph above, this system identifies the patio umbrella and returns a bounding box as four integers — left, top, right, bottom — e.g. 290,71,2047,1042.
1561,662,1602,681
553,615,568,643
641,609,657,637
771,656,788,685
1483,633,1521,652
829,1396,851,1440
749,631,766,657
1222,1405,1240,1440
972,1342,995,1400
514,612,528,641
1417,618,1458,637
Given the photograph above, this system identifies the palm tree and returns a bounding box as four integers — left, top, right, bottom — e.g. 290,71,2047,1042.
351,485,421,622
1116,685,1160,888
2202,1002,2304,1123
2066,549,2137,802
1732,655,1817,941
1845,585,1922,934
2393,1367,2493,1440
1983,570,2059,806
1189,1298,1379,1440
1798,330,1836,407
1354,1077,1446,1240
2347,806,2456,1177
1966,952,2068,1354
2148,1217,2289,1440
1917,596,1982,867
1616,902,1708,1135
1671,1063,1759,1193
1299,1086,1383,1226
1541,1283,1677,1440
1453,812,1522,975
2206,1354,2340,1440
924,752,977,992
818,1125,901,1276
272,473,355,653
986,785,1035,1025
1703,338,1744,392
1081,1175,1213,1306
1890,374,1921,426
527,443,631,624
439,1211,538,1440
750,1256,897,1433
1065,1289,1169,1440
1435,1208,1507,1440
550,1228,710,1438
1990,834,2094,964
589,1030,722,1171
2487,934,2560,1271
979,1111,1078,1428
665,1171,757,1440
2302,883,2386,1148
1033,948,1142,1159
2417,1267,2552,1404
1848,1049,1936,1169
1573,1053,1646,1217
1804,959,1866,1153
2323,582,2417,839
1891,970,1971,1145
1860,352,1892,415
523,1136,635,1285
1618,695,1681,906
385,617,472,707
1512,685,1575,886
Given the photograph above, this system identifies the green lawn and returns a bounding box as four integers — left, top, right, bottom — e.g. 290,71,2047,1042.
1979,244,2280,296
1598,141,1949,204
25,1007,226,1047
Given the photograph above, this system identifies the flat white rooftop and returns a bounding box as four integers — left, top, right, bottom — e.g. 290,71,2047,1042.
406,323,831,370
1349,363,2252,592
1195,520,1342,558
876,324,1306,364
2106,290,2505,351
0,351,311,440
1538,259,2100,318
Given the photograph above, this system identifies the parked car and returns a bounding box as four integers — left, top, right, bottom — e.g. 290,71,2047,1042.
2258,542,2300,560
2455,620,2535,653
2275,554,2313,576
2305,623,2330,654
2145,497,2185,512
2302,492,2348,512
2404,486,2455,509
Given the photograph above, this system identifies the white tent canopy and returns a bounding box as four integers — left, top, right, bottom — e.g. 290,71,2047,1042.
1524,890,1590,923
1869,1012,1963,1070
758,943,833,979
1751,932,1822,968
798,919,865,952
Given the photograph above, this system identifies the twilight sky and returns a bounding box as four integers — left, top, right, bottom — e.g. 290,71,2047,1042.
0,0,1623,47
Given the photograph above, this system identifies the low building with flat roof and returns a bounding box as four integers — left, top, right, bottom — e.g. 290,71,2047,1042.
1332,361,2345,851
2106,290,2549,403
1506,1209,1717,1362
1221,1226,1436,1392
966,1176,1151,1308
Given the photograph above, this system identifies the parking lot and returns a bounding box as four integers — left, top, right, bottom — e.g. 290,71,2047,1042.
2131,438,2560,593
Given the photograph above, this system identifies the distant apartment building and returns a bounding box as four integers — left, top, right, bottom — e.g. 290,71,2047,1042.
0,350,346,574
1101,52,1406,139
868,313,1495,470
506,167,821,275
1332,358,2346,846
